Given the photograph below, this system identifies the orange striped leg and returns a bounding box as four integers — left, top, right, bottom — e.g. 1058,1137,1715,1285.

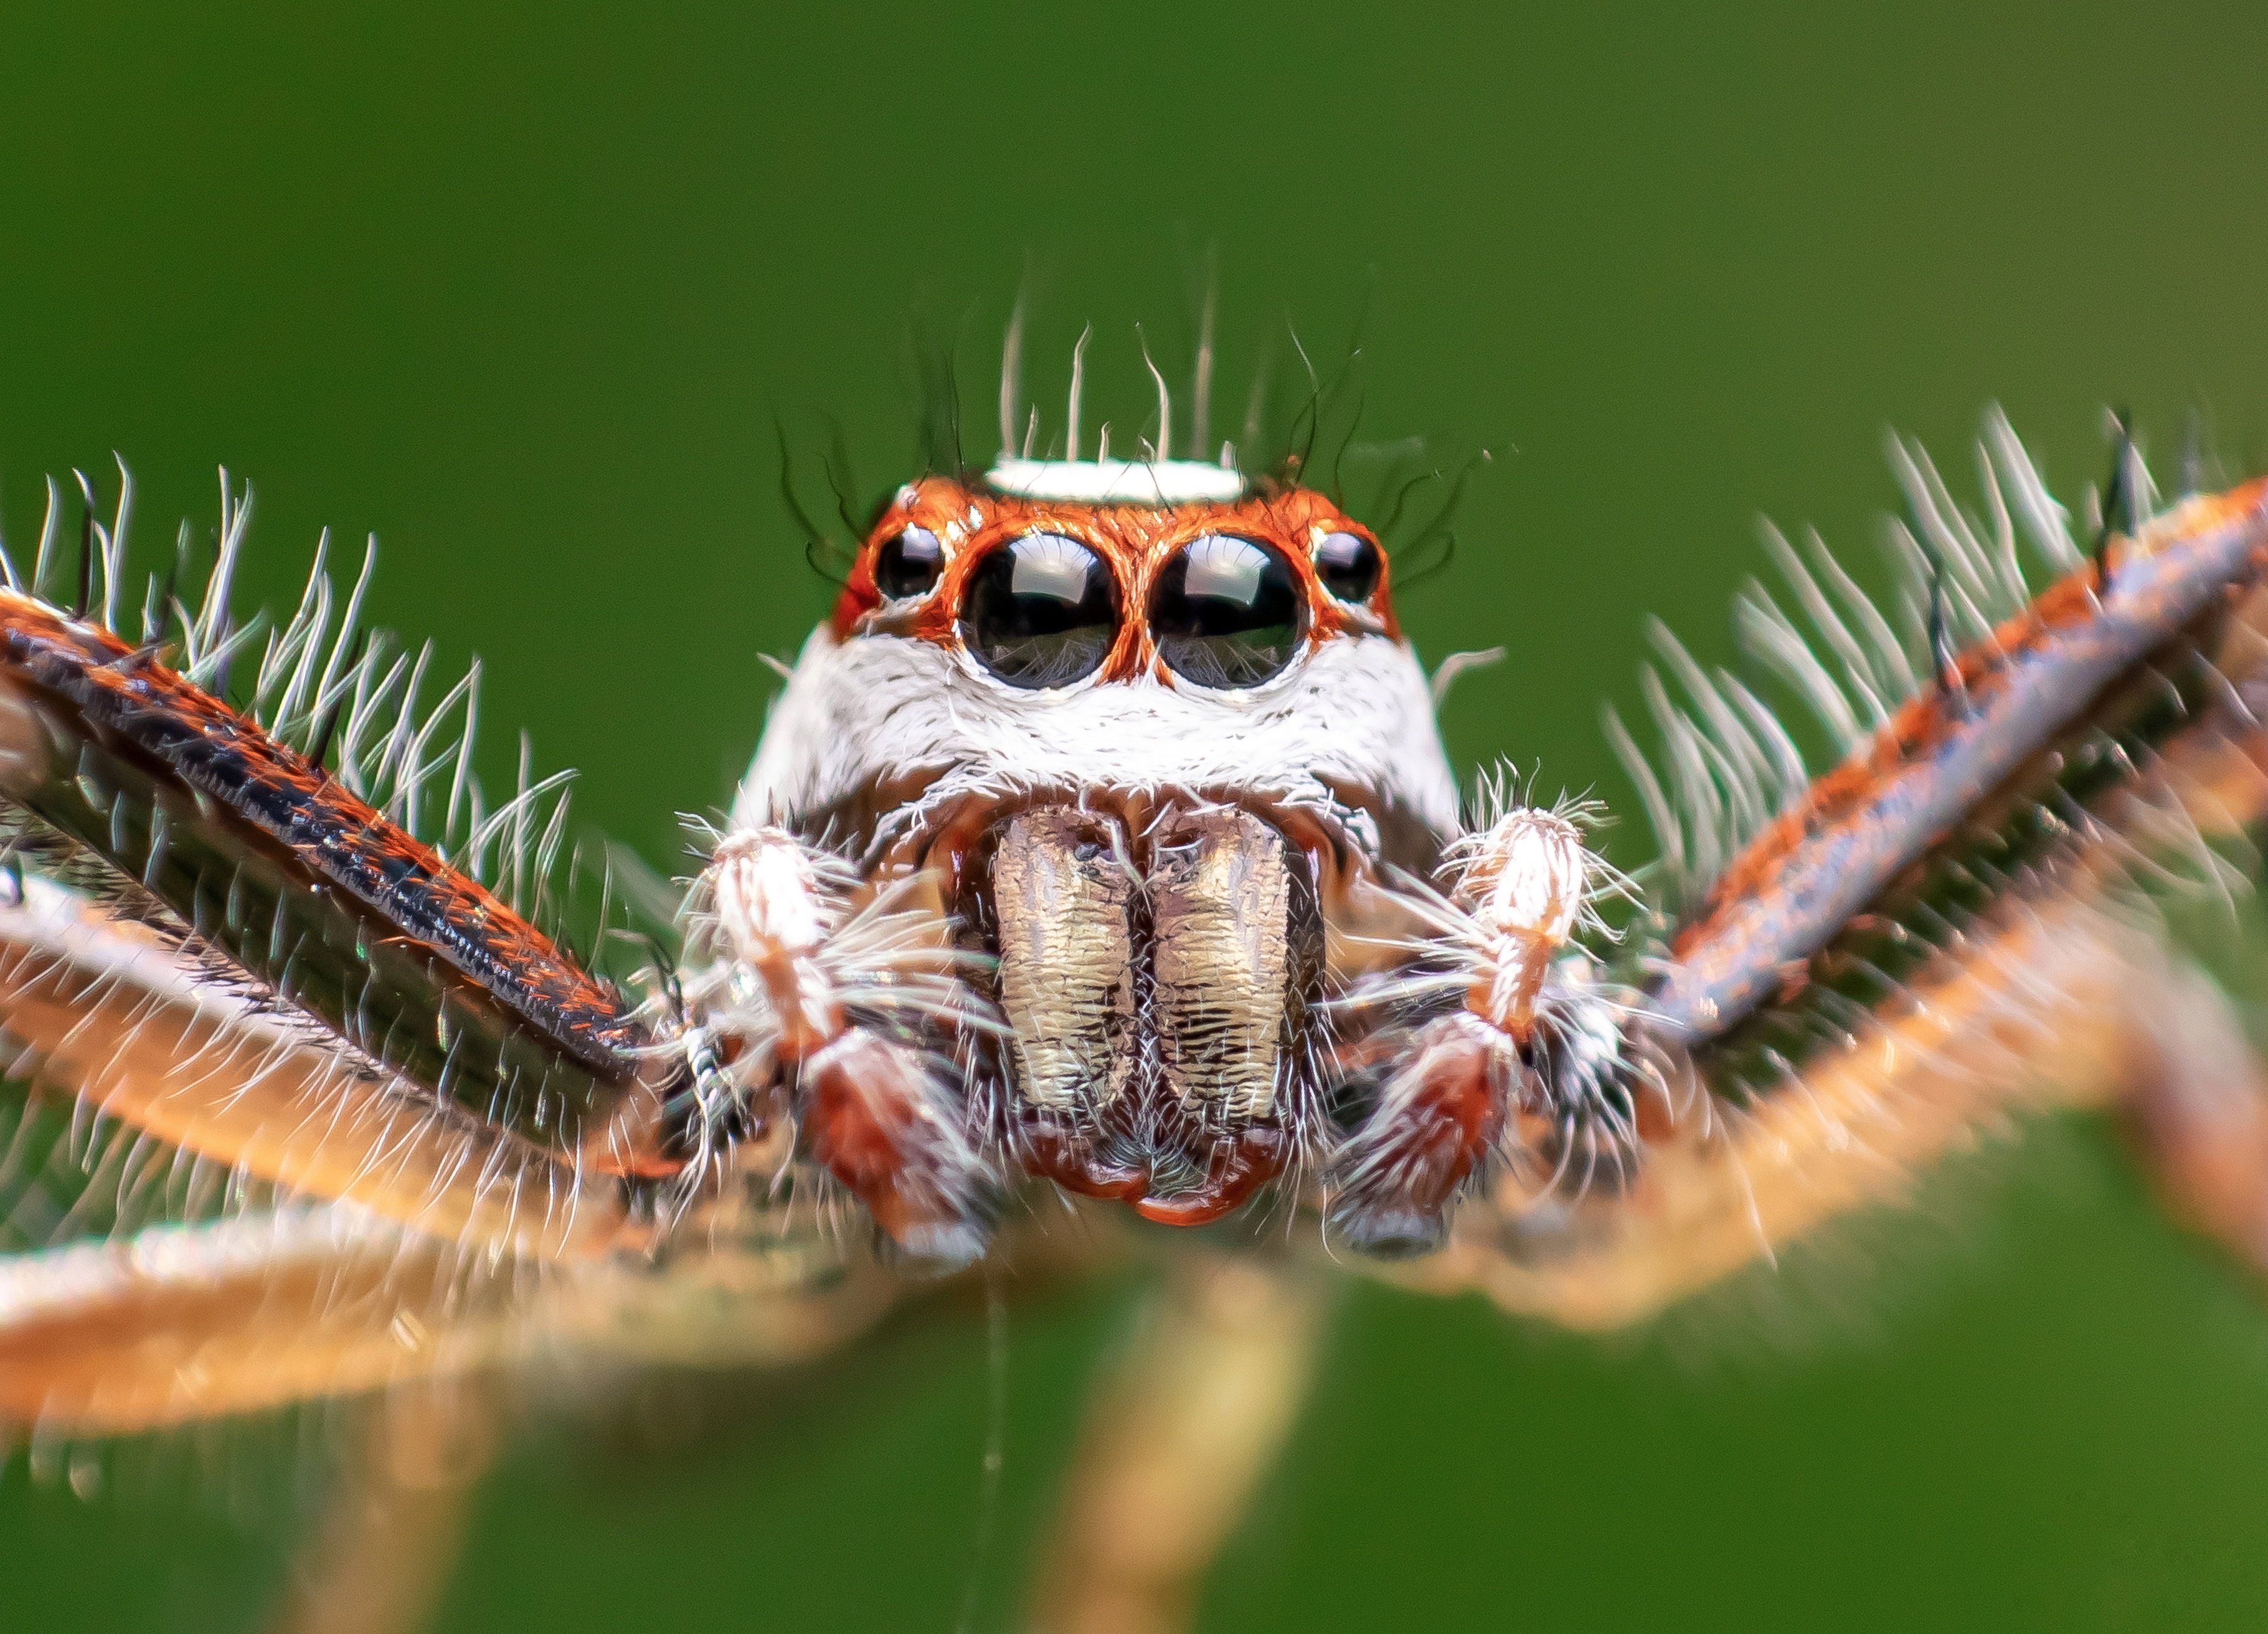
1399,883,2248,1330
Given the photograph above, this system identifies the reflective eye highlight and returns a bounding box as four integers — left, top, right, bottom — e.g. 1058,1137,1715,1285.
874,525,944,599
959,532,1121,688
1314,530,1381,603
1148,535,1305,688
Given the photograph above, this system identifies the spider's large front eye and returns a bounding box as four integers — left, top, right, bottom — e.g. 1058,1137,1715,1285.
1148,534,1305,688
874,525,944,599
959,532,1121,688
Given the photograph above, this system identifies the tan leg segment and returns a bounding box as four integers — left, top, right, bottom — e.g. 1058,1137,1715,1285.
1026,1255,1327,1634
0,1212,937,1435
0,877,633,1262
2116,958,2268,1274
0,1207,523,1432
267,1383,500,1634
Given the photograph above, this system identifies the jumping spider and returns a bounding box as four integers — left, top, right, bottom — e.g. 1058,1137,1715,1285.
4,338,2268,1632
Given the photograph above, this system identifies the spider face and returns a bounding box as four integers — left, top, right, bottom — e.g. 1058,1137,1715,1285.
744,464,1463,891
718,459,1464,1235
829,471,1399,682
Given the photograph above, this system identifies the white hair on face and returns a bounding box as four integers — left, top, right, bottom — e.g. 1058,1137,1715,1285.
736,628,1460,864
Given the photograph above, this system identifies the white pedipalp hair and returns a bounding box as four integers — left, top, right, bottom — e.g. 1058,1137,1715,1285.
675,824,1002,1090
1328,771,1637,1033
1457,770,1641,935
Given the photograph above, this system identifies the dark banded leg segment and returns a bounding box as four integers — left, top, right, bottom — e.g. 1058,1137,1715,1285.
0,585,694,1246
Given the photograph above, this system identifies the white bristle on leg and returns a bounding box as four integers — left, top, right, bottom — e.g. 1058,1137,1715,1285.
1449,808,1592,1038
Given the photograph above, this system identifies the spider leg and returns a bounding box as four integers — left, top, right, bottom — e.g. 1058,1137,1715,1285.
0,864,939,1434
0,1194,924,1436
1397,476,2268,1322
2115,957,2268,1279
0,1205,504,1431
1340,460,2268,1298
0,588,690,1192
0,874,636,1262
688,825,999,1265
0,568,720,1288
1326,807,1598,1254
1399,857,2162,1327
1402,881,2268,1326
1651,476,2268,1051
245,1222,1120,1634
1026,1250,1328,1634
266,1379,499,1634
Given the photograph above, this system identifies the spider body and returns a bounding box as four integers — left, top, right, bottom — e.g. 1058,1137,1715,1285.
7,368,2268,1634
716,459,1495,1248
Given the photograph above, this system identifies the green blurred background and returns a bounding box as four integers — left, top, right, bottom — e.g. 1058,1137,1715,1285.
7,2,2268,1628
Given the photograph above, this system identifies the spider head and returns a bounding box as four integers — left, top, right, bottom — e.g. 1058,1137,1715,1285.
723,452,1464,1240
748,456,1454,879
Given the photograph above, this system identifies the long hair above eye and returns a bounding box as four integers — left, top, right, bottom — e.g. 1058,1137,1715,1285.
774,415,861,588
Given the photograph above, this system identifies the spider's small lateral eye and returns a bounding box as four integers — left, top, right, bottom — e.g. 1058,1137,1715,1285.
959,532,1120,689
874,525,945,600
1148,534,1305,689
1314,530,1382,603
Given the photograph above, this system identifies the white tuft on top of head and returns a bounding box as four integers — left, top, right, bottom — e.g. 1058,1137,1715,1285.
983,457,1249,506
993,310,1246,506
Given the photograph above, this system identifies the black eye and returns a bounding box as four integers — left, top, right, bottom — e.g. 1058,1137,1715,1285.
1148,535,1306,688
1314,530,1381,603
959,532,1120,688
874,525,944,599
